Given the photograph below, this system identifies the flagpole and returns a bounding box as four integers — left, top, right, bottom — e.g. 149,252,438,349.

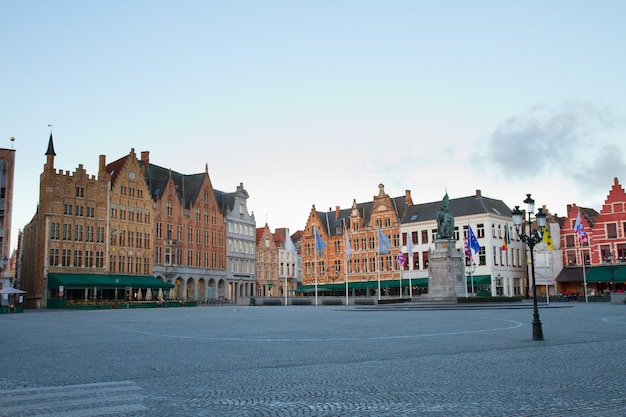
580,243,588,303
377,244,381,301
315,253,319,306
343,219,349,306
285,228,289,307
575,210,589,303
376,236,381,301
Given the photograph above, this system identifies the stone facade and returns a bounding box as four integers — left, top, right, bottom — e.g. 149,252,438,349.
256,223,278,296
21,134,110,308
140,151,227,302
0,145,16,289
215,182,257,301
105,149,154,278
301,184,410,297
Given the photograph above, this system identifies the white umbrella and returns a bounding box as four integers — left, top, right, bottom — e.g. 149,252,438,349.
0,287,26,294
146,288,152,300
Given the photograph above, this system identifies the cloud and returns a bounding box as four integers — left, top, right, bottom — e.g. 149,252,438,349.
478,101,624,182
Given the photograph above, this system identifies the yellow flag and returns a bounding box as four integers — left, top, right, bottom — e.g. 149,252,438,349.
542,224,553,251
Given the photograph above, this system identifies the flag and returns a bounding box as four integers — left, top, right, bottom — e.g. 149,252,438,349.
574,210,588,245
464,237,471,258
502,223,510,251
285,231,296,255
378,228,391,254
542,223,553,251
468,226,481,255
314,228,326,255
345,231,353,258
407,233,415,256
396,250,407,268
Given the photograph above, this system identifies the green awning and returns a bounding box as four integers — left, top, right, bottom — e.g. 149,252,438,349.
48,273,174,289
585,265,626,283
466,275,491,285
296,278,429,293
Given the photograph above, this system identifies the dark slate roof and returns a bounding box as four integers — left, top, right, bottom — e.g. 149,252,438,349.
214,189,235,216
140,162,207,209
45,132,56,156
401,194,512,224
317,195,410,237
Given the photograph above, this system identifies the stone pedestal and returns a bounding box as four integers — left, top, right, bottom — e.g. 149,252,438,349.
424,239,465,302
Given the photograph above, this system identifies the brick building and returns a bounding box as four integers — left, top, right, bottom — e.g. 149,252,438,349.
557,177,626,295
300,184,411,298
0,141,16,289
139,151,227,302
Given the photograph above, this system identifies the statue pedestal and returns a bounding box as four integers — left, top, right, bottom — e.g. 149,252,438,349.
424,239,465,302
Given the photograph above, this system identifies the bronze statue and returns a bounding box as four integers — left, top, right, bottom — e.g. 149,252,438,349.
436,192,454,240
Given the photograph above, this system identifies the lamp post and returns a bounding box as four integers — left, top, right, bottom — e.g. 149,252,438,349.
512,194,547,341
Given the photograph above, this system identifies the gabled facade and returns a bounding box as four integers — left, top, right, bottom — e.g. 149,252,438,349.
557,178,626,295
21,134,110,308
105,149,154,277
256,223,278,296
301,184,411,296
140,152,227,301
215,182,256,301
274,227,298,297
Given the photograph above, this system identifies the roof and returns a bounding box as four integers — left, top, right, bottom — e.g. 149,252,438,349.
402,194,512,225
316,195,410,237
555,267,586,283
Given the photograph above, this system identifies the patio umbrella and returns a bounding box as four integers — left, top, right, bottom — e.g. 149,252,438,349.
137,288,143,300
146,288,152,300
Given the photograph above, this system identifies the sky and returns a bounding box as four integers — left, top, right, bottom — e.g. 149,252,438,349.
2,1,626,253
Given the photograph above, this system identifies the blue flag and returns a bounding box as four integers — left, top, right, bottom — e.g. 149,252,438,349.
315,228,326,255
468,226,481,255
378,228,391,254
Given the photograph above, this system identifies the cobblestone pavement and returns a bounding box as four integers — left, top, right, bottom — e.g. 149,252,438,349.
1,301,625,416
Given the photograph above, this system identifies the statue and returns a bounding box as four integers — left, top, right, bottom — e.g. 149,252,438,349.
436,192,454,240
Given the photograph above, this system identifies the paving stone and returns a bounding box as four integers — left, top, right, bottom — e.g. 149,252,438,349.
1,302,625,416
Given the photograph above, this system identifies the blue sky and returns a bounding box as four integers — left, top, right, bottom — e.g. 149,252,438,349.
2,1,626,252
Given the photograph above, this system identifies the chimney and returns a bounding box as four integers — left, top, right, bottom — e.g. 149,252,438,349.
476,189,481,198
141,151,150,165
99,155,106,173
335,205,340,219
405,189,413,205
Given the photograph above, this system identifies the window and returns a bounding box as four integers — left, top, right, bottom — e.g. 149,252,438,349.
421,230,428,244
49,248,59,266
477,224,485,238
607,223,618,239
76,186,84,198
129,171,135,180
62,249,71,266
50,222,60,240
63,223,72,240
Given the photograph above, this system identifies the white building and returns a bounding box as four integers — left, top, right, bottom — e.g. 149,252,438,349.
401,190,526,297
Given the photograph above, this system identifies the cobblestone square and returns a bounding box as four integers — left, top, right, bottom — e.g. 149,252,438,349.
1,302,625,416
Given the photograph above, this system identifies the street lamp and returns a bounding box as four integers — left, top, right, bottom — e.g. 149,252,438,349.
512,194,547,341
